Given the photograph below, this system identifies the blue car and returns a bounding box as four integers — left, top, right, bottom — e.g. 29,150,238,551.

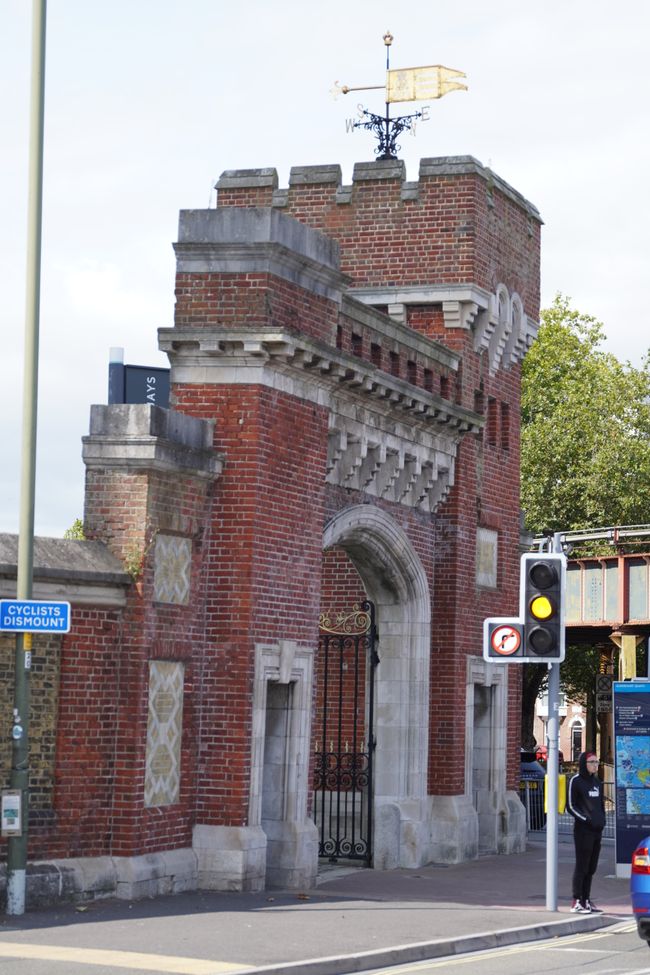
631,838,650,946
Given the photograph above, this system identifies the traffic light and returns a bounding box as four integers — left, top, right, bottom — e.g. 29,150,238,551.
521,553,566,661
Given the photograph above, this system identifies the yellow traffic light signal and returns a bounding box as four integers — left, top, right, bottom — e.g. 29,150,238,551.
523,555,565,660
529,594,554,620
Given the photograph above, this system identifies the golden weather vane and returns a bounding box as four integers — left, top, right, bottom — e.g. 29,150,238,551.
332,31,467,160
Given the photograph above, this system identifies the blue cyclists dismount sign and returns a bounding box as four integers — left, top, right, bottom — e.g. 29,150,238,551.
0,599,71,633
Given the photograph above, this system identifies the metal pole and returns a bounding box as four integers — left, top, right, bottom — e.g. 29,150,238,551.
6,0,47,917
545,531,563,911
546,660,559,910
383,31,392,158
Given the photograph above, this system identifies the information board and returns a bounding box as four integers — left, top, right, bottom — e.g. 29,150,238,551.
613,680,650,874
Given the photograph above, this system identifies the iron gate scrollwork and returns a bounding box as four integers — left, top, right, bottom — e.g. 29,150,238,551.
313,600,379,864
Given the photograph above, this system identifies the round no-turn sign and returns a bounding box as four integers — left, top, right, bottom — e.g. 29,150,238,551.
490,624,522,656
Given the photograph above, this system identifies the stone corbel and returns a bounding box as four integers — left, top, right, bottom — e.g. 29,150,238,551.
387,302,407,325
442,299,480,331
326,428,347,476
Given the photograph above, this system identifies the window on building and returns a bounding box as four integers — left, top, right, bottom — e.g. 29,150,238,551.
571,722,584,762
487,398,497,446
500,402,510,450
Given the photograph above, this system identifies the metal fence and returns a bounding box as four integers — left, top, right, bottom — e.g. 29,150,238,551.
520,778,615,840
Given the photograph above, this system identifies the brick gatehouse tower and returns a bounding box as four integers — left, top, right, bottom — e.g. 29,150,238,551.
1,156,540,902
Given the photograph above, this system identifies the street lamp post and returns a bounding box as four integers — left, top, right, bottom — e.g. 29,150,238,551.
6,0,47,917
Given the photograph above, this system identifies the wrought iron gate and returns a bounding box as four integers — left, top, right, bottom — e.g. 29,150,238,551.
313,600,379,864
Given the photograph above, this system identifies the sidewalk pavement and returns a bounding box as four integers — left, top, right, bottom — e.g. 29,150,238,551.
0,837,635,975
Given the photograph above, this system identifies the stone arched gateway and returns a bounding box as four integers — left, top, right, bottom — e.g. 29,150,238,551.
322,506,431,869
0,156,538,904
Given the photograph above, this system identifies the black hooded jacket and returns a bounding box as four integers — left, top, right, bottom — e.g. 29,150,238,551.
568,752,606,831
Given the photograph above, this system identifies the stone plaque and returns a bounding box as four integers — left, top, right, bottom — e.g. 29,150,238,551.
476,527,498,589
144,661,184,807
153,534,191,605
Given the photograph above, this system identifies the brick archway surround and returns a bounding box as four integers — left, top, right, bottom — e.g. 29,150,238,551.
323,505,432,869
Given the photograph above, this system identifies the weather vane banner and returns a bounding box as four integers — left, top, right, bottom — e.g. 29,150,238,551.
334,33,468,160
386,65,467,103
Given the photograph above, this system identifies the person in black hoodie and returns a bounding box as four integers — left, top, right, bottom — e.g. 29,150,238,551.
567,751,606,913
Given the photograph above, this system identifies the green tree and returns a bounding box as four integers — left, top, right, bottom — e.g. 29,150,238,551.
521,294,650,535
520,295,650,747
63,518,85,540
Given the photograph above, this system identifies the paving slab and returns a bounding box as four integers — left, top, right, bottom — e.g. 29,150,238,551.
0,838,633,975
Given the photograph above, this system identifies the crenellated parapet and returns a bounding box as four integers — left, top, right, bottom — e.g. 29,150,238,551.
215,156,542,371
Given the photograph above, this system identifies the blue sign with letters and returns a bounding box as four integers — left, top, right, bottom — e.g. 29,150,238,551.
0,599,71,633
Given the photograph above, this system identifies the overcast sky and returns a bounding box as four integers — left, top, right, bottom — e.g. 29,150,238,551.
1,0,648,538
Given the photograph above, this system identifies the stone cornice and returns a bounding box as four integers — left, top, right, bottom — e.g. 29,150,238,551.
350,282,492,310
174,240,349,303
158,327,483,439
82,405,223,481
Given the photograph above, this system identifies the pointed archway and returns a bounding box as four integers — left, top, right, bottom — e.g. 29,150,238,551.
322,505,431,869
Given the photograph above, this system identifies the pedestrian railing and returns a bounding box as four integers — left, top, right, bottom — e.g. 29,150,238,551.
520,778,615,840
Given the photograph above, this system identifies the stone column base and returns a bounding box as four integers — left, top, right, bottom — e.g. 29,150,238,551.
502,790,527,853
427,794,479,863
475,789,527,855
373,799,432,870
192,824,267,892
263,819,318,889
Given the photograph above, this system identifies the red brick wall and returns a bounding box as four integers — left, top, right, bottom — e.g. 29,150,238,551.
68,466,216,858
217,164,541,320
171,383,330,825
174,271,339,345
47,609,121,859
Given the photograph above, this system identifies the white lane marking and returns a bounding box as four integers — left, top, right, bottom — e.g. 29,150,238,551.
364,924,642,972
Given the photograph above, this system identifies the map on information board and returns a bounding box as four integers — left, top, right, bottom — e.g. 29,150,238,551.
626,791,650,815
616,736,650,788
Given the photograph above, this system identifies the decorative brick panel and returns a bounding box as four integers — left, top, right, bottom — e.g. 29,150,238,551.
145,661,184,806
153,535,192,605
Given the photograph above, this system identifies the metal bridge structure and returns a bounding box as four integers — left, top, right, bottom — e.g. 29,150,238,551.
545,526,650,678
